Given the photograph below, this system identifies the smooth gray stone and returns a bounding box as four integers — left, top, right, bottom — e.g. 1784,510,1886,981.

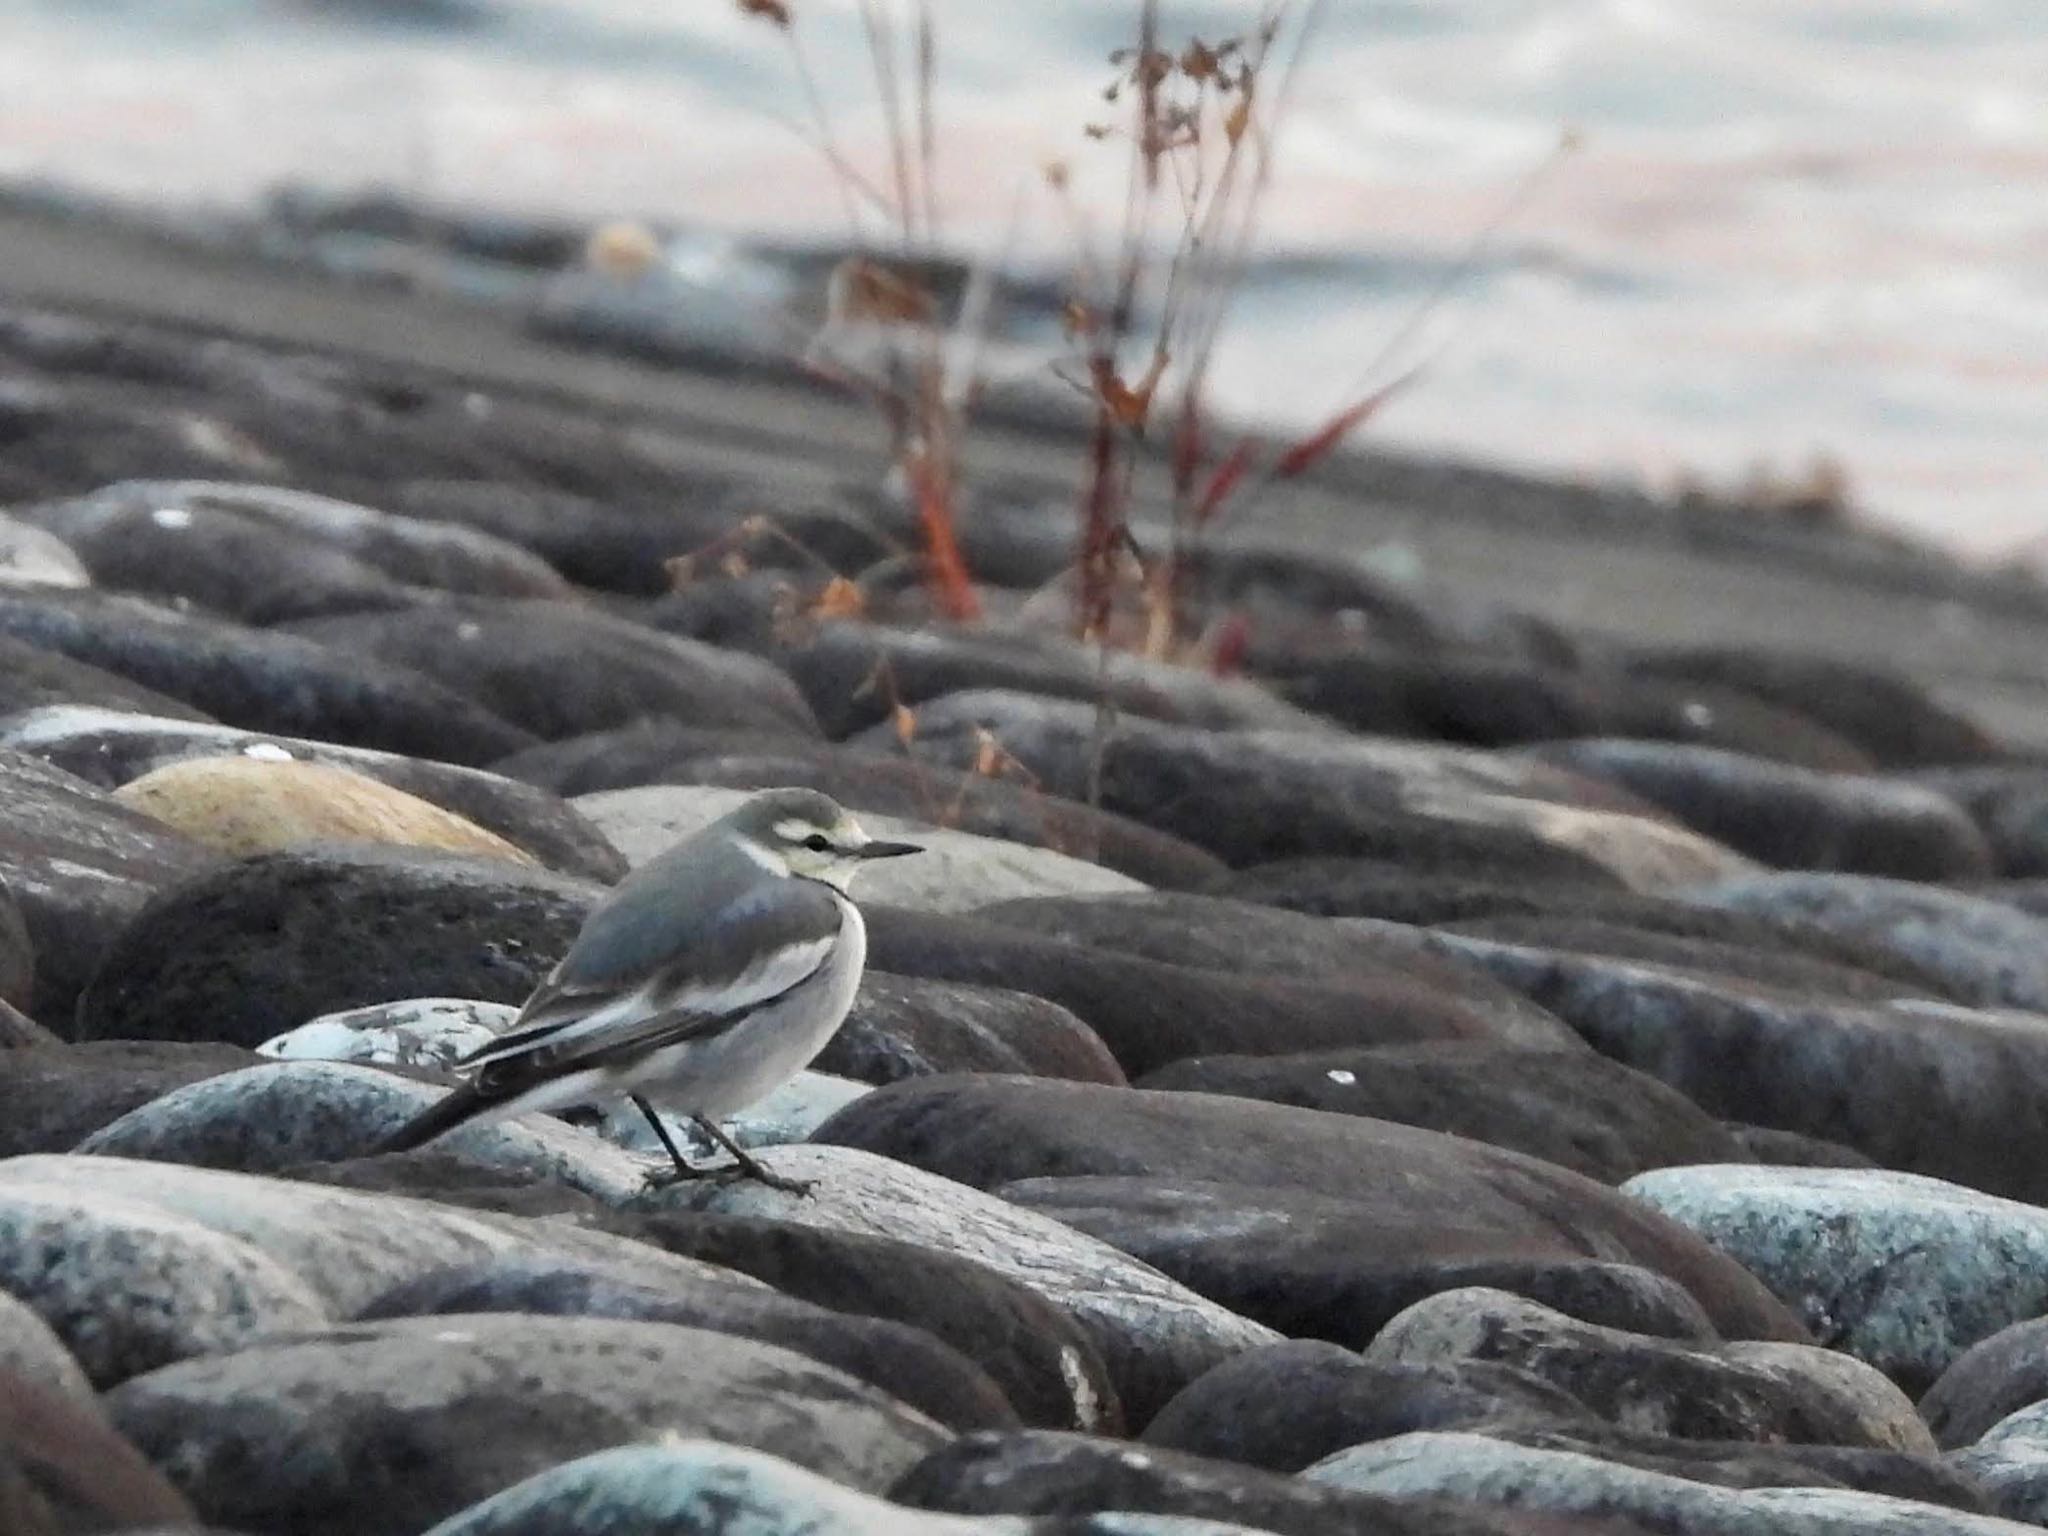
634,1143,1279,1429
1309,1432,2034,1535
1686,872,2048,1011
418,1440,1015,1535
107,1318,950,1536
0,1153,746,1384
76,1060,652,1200
1952,1400,2048,1525
1369,1288,1931,1452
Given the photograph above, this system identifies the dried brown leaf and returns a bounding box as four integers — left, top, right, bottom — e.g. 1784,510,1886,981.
1223,90,1253,146
827,257,936,326
809,574,867,620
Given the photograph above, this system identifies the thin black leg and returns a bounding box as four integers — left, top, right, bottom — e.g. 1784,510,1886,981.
633,1094,700,1177
693,1116,812,1196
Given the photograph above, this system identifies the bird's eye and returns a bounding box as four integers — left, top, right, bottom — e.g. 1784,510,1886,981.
802,833,832,852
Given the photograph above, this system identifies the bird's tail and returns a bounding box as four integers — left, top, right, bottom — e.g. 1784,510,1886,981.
370,1084,489,1158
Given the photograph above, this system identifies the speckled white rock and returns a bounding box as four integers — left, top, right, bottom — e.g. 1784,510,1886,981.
575,785,1146,911
75,1059,656,1202
0,1170,327,1384
0,512,91,589
0,1154,753,1326
419,1439,1021,1536
1624,1163,2048,1390
257,997,516,1069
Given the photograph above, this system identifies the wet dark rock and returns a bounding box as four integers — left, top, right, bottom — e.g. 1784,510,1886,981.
0,633,212,721
1910,766,2048,876
976,891,1572,1042
1628,1164,2048,1395
105,1316,949,1536
1369,888,1966,994
1137,1042,1745,1183
1135,1340,1975,1511
1724,1124,1878,1170
1434,913,1933,1004
865,689,1744,884
5,706,626,881
288,598,817,740
28,480,573,604
860,904,1576,1075
782,619,1331,738
1276,646,1873,771
1003,1175,1732,1351
815,1077,1803,1342
0,999,57,1049
823,971,1125,1086
0,882,31,1013
0,1041,259,1154
384,479,891,596
0,747,218,1021
1922,1316,2048,1449
1431,931,2048,1199
1528,739,1991,880
1371,1288,1931,1450
1689,871,2048,1011
892,1428,1625,1536
608,1211,1123,1433
492,721,1229,890
0,588,535,764
634,569,812,651
1139,1339,1595,1472
75,845,601,1047
1629,646,2000,766
21,486,421,622
1218,849,1631,925
356,1257,1016,1433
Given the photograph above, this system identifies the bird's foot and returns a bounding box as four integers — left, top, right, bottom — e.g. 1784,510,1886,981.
641,1159,715,1191
743,1165,814,1198
641,1156,810,1197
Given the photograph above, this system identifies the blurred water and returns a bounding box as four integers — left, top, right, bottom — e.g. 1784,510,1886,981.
2,0,2045,556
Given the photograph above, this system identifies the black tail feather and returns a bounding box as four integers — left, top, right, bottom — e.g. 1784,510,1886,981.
370,1085,491,1158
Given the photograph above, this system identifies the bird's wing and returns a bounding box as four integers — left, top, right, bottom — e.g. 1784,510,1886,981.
455,879,844,1094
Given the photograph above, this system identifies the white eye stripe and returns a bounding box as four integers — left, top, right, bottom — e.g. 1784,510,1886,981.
774,818,820,842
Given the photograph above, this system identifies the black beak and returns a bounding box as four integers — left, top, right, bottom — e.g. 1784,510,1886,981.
857,840,922,860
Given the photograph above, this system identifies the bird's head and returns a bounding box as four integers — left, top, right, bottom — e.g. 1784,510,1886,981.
726,788,922,891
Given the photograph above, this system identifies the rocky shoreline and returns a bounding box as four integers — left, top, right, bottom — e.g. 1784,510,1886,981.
9,285,2048,1534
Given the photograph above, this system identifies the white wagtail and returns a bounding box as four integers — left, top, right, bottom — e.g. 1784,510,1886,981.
373,788,919,1193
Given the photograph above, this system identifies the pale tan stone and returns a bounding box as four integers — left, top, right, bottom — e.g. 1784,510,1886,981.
112,755,535,865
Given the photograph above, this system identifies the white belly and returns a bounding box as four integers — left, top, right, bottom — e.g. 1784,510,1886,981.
631,894,866,1120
